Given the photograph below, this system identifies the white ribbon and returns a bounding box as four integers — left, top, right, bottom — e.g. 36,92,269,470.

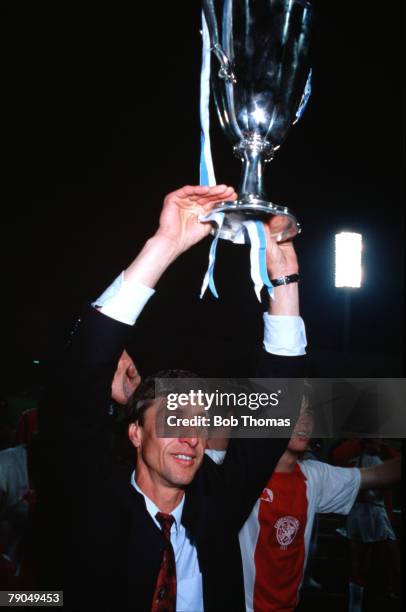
199,10,274,302
200,12,216,187
199,211,274,302
244,220,274,301
199,211,225,299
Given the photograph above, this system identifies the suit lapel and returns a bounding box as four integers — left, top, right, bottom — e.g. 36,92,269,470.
111,466,164,596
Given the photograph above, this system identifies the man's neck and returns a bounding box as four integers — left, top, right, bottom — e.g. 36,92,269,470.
136,472,185,514
275,449,299,473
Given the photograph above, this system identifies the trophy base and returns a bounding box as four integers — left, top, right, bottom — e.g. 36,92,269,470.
209,199,301,242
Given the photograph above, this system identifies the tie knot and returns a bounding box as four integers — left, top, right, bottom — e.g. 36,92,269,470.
156,512,175,540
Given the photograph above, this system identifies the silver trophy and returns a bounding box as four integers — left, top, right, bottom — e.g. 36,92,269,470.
202,0,313,241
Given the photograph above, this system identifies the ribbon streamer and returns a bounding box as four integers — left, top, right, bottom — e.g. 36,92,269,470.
199,211,274,302
200,12,216,186
199,11,275,302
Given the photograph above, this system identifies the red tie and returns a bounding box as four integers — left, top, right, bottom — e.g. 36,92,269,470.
151,512,177,612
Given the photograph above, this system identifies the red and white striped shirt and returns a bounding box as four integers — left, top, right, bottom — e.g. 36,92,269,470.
239,459,361,611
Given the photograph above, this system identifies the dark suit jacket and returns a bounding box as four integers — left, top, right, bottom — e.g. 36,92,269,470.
38,308,306,612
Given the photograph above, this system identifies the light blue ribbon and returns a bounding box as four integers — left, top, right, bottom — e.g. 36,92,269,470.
200,12,215,186
199,10,277,302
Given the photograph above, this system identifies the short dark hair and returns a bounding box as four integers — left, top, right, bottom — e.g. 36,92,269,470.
126,369,199,426
114,369,200,468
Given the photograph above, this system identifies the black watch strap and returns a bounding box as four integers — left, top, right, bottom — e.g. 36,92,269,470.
270,273,300,287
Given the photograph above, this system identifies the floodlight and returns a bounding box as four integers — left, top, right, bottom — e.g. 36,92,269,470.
335,232,362,288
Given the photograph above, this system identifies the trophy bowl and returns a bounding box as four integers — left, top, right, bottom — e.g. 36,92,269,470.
202,0,313,241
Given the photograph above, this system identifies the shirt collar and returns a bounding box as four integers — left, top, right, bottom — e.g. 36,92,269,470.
131,470,184,533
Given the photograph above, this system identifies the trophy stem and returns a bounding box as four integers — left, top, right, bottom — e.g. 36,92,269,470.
234,134,274,204
238,148,267,201
210,134,299,242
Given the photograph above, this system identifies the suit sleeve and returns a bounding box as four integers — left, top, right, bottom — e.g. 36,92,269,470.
39,307,132,485
36,307,132,588
213,350,308,530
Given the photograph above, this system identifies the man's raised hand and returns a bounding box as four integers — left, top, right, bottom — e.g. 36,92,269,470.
263,222,299,280
124,184,236,289
263,222,300,316
156,184,237,255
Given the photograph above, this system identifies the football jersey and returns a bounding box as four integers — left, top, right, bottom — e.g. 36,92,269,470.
239,459,361,611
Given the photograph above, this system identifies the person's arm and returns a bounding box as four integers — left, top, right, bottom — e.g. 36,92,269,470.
94,184,236,324
92,184,235,319
125,184,237,288
217,233,307,527
258,231,307,376
92,184,236,402
38,184,236,590
73,183,237,370
266,235,300,317
41,184,237,450
360,456,401,490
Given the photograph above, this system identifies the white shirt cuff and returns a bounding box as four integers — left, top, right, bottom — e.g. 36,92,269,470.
263,313,307,356
92,272,155,325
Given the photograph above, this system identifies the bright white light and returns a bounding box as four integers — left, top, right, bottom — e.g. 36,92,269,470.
252,106,266,125
335,232,363,288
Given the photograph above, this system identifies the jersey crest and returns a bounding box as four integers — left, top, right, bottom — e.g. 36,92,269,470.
274,516,300,549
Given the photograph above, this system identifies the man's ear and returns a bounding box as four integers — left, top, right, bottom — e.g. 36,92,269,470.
128,422,142,448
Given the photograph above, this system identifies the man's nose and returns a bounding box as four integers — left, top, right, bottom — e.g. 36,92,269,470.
178,436,199,447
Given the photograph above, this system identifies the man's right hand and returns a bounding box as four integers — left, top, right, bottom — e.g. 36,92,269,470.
156,184,237,254
124,184,236,289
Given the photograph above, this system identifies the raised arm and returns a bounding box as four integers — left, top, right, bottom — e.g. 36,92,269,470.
41,184,236,447
266,232,300,316
218,231,307,526
124,184,236,287
360,456,401,490
257,228,307,376
38,184,237,591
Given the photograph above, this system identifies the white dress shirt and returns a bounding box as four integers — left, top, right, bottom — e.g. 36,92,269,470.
131,472,203,612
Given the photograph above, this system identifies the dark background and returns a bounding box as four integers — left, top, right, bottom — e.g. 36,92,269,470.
1,1,404,394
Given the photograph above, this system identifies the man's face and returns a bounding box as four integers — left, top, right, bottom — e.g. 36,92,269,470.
128,400,206,489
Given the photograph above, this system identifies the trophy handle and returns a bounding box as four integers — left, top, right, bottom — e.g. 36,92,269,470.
202,0,236,83
202,0,242,144
212,43,236,83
